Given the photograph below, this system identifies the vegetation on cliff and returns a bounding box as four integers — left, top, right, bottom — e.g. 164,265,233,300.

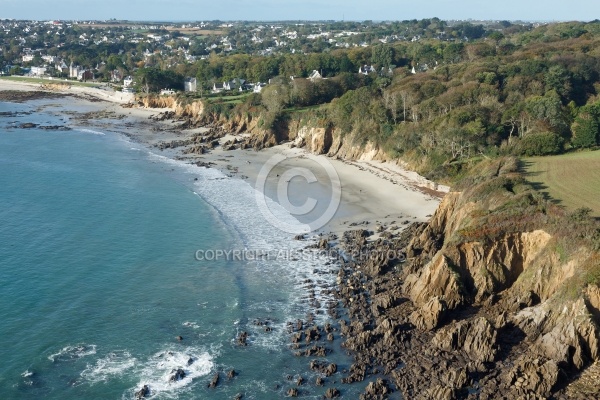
143,20,600,184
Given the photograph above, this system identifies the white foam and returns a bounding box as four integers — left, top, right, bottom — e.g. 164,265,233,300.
182,321,200,329
48,344,97,363
125,347,213,399
75,128,105,136
80,350,136,384
144,150,339,342
21,370,33,378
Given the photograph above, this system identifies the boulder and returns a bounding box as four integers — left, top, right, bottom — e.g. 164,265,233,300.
135,384,150,399
169,368,186,382
208,372,220,388
432,317,497,363
409,296,447,331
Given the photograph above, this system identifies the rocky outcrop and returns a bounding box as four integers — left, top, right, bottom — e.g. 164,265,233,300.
432,317,497,363
409,296,448,331
333,158,600,399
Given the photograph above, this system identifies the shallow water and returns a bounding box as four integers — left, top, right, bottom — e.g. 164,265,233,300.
0,98,363,399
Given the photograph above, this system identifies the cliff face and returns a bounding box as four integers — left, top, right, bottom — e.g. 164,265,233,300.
289,121,388,161
332,157,600,399
399,157,600,397
139,95,392,161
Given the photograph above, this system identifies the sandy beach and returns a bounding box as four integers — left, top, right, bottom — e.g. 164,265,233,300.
0,77,447,236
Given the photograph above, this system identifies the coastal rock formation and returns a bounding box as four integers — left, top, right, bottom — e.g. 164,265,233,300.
333,157,600,399
432,317,497,363
409,296,447,331
169,368,186,382
135,385,149,399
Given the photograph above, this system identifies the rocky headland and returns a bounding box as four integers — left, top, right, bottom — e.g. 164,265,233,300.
327,157,600,399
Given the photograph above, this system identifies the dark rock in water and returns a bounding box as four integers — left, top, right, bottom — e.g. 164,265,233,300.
135,384,150,399
176,335,183,341
169,369,186,382
325,387,340,398
310,360,338,377
296,376,304,386
237,331,248,346
19,122,38,129
227,369,236,379
234,394,243,400
294,345,330,357
360,378,390,399
208,372,220,388
316,376,324,386
286,387,298,397
294,234,305,240
40,125,71,130
187,357,194,366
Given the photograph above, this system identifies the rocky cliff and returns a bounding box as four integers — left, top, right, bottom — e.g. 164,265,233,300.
334,157,600,399
138,94,392,161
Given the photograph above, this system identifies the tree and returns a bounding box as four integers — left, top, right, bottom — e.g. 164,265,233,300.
9,66,23,76
371,44,393,69
571,105,600,148
517,131,564,156
261,83,289,114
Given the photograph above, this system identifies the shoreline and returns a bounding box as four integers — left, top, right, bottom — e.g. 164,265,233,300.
0,81,447,397
0,77,446,237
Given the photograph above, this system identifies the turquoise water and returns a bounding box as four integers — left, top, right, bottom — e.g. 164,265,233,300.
0,99,360,399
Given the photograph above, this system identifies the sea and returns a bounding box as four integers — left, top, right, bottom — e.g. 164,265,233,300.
0,97,364,399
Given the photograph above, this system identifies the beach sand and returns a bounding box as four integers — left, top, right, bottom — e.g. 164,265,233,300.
0,78,447,236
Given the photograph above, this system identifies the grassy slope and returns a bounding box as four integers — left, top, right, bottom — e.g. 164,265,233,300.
522,150,600,216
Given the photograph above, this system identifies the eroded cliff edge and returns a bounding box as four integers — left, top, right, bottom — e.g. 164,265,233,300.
334,157,600,399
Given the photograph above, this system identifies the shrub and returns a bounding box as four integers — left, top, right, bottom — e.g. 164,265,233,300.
571,113,599,148
517,131,564,156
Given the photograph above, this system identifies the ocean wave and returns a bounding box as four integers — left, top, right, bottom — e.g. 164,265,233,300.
143,149,339,341
47,344,97,363
182,321,200,329
80,350,136,384
75,128,105,136
125,347,213,399
21,370,34,378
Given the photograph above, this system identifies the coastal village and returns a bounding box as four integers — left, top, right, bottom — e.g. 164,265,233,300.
0,18,524,94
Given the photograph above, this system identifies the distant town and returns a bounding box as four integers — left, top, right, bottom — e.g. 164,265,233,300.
0,19,537,95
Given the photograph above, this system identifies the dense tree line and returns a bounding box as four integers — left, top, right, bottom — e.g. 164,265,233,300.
207,21,600,180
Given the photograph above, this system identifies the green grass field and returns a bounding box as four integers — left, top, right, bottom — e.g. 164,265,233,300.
522,150,600,216
0,76,100,88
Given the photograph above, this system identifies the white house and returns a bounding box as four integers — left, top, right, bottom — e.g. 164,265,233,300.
253,82,266,93
160,89,175,95
359,65,376,75
184,77,197,92
212,82,224,93
69,62,82,79
123,76,133,88
308,70,322,81
30,66,46,76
